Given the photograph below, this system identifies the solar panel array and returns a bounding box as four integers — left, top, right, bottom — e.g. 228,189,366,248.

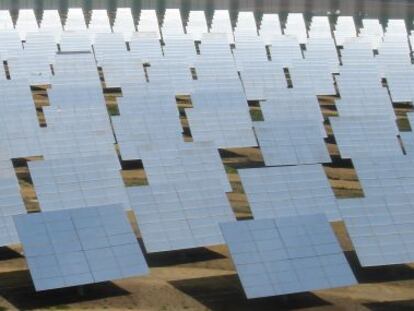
220,215,356,298
0,7,413,297
239,166,341,221
14,204,149,291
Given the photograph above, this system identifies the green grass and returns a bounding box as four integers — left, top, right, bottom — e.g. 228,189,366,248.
225,165,237,174
250,109,264,121
107,104,120,116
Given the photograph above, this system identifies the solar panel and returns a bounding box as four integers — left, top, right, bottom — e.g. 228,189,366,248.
129,32,163,63
112,8,135,41
384,65,414,103
14,204,149,291
161,9,185,37
198,33,233,60
40,106,117,161
128,177,235,253
234,12,258,39
220,215,356,299
308,16,332,39
137,10,161,38
39,10,62,43
93,32,128,64
101,55,146,88
186,107,257,148
163,34,197,63
330,116,402,159
24,32,58,61
233,36,268,67
269,35,303,67
334,16,357,46
289,59,336,95
254,120,330,166
139,141,231,192
186,11,208,41
8,52,52,85
89,9,111,39
0,10,14,30
210,10,234,43
64,8,87,31
28,155,129,212
260,88,325,126
340,194,414,266
0,79,42,158
59,31,92,52
112,84,183,160
0,30,23,61
304,37,339,73
259,14,282,45
284,13,308,44
239,165,341,221
239,61,286,100
15,9,38,41
359,19,384,50
0,148,26,246
48,83,105,109
352,156,414,197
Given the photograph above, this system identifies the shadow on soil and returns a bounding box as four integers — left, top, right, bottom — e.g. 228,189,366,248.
345,250,414,283
170,274,330,311
0,269,129,310
0,247,22,260
140,239,226,268
365,299,414,310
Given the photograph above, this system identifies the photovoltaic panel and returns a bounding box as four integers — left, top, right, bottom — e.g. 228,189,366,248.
0,30,23,61
308,16,332,39
39,10,63,43
210,10,234,43
239,166,341,221
14,204,149,291
112,8,135,41
161,9,185,37
8,53,52,85
254,120,330,166
238,61,286,100
186,107,257,148
15,9,38,41
285,13,307,44
0,147,26,246
101,55,146,88
93,32,128,64
0,10,14,30
259,14,282,45
340,194,414,267
330,116,402,159
186,11,208,41
139,141,231,192
137,10,161,38
260,87,325,126
64,8,86,31
352,156,414,197
59,31,92,52
89,10,111,39
129,32,163,64
269,35,303,67
128,177,236,253
220,215,356,299
28,155,130,212
334,16,357,46
289,59,336,95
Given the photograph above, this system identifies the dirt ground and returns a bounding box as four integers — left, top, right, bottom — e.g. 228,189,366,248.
1,89,414,310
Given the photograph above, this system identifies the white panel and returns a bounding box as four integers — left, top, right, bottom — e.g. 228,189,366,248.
14,204,149,291
221,215,356,298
